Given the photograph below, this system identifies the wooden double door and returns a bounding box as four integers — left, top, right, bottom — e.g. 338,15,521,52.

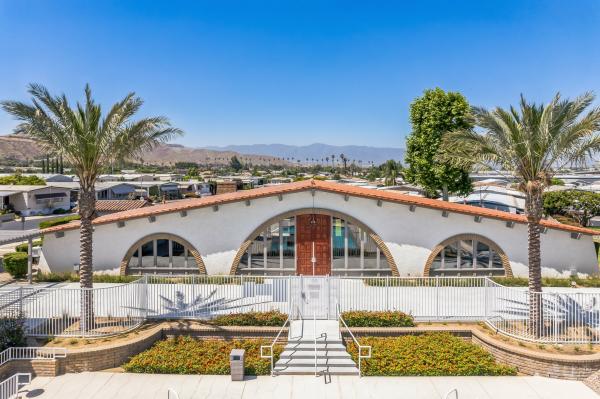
296,214,331,275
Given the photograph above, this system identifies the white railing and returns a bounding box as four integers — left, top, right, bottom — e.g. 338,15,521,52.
337,304,371,377
313,312,318,377
167,388,180,399
260,312,291,376
445,388,458,399
485,279,600,344
0,347,66,367
0,373,30,399
3,274,600,343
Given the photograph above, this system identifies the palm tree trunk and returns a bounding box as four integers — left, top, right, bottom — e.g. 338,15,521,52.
79,184,95,333
525,186,544,338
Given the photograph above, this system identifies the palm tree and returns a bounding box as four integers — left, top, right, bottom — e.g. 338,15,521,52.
439,93,600,337
1,83,182,331
382,160,402,186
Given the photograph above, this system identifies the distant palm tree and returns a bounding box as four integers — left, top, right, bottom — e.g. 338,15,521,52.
382,160,402,186
439,92,600,337
1,84,182,330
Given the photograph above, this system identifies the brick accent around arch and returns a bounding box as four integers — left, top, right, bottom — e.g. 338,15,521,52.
228,208,399,276
119,233,207,275
423,233,513,277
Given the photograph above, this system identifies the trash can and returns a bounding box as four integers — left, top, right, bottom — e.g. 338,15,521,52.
230,349,245,381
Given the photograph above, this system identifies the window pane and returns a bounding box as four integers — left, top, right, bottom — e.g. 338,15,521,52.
249,231,265,268
431,253,443,270
491,250,503,269
141,241,154,267
363,232,378,269
281,217,295,269
128,248,139,268
332,217,345,269
347,221,361,268
156,239,170,267
443,242,458,269
459,240,473,269
476,241,491,269
265,223,280,269
172,241,186,268
187,250,198,269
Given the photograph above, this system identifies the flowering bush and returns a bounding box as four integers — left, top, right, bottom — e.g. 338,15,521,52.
341,311,415,327
210,311,288,326
347,333,516,376
123,336,283,375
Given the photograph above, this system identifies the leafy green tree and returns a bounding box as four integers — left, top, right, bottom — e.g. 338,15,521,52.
382,160,402,186
0,174,46,185
404,88,473,199
543,190,600,227
438,92,600,337
1,83,182,330
230,155,243,172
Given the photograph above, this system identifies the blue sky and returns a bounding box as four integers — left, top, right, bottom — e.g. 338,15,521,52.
0,1,599,148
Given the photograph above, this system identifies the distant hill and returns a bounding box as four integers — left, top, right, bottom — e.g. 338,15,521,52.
0,134,286,166
206,143,405,165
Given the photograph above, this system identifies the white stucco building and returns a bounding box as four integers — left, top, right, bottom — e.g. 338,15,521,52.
41,180,599,278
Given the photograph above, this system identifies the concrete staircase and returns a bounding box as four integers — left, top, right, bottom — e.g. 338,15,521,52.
273,319,359,376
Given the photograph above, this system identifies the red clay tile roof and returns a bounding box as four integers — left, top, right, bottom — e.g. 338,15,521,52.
93,200,150,213
42,179,597,235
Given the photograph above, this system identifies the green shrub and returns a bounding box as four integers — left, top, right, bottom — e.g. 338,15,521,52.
3,252,28,278
15,239,43,253
0,174,45,186
341,311,415,327
492,276,600,288
39,215,80,229
0,313,27,351
35,272,141,283
347,333,516,376
123,336,282,375
210,311,288,326
52,208,70,215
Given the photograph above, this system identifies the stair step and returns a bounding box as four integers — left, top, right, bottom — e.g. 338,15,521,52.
284,343,346,351
287,340,343,345
275,358,357,367
274,365,360,376
280,350,352,359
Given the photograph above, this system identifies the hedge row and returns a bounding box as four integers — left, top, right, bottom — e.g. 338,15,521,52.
15,239,43,253
210,310,288,327
347,333,516,376
123,336,282,375
35,272,141,283
38,214,80,229
3,252,28,278
492,276,600,288
341,311,415,327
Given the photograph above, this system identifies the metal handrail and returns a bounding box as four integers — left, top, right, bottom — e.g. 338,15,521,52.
444,388,458,399
337,304,371,377
0,347,67,367
0,373,31,399
167,388,180,399
313,312,318,377
260,312,291,376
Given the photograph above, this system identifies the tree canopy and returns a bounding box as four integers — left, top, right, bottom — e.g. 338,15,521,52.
543,190,600,227
404,88,473,199
0,174,46,185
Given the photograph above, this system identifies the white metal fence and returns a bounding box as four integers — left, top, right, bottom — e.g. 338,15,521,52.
1,275,600,343
0,347,67,367
0,373,30,399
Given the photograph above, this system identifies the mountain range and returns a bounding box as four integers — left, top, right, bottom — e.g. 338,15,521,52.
206,143,405,165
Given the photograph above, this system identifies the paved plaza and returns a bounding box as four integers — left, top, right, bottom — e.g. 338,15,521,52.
21,372,599,399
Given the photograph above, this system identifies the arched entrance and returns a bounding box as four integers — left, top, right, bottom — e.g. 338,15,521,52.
230,208,398,276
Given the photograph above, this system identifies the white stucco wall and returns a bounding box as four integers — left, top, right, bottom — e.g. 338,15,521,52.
42,189,599,277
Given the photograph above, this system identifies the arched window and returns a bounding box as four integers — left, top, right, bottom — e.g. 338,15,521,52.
233,209,397,276
121,234,205,275
425,235,511,277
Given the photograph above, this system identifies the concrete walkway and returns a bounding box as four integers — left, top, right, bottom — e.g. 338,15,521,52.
21,373,599,398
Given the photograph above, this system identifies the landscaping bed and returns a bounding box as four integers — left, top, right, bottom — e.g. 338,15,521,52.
341,310,415,327
123,336,282,375
346,332,516,376
209,310,287,327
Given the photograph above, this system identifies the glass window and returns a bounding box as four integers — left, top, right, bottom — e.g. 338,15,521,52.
443,242,458,269
431,252,443,270
476,241,491,269
281,217,295,270
491,250,503,269
172,241,186,268
156,239,170,267
332,217,345,270
141,241,154,267
459,240,473,269
363,232,378,269
265,223,280,269
129,248,140,268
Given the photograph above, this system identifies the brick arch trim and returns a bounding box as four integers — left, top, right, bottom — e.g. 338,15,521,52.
423,233,513,277
229,207,399,276
119,233,207,275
